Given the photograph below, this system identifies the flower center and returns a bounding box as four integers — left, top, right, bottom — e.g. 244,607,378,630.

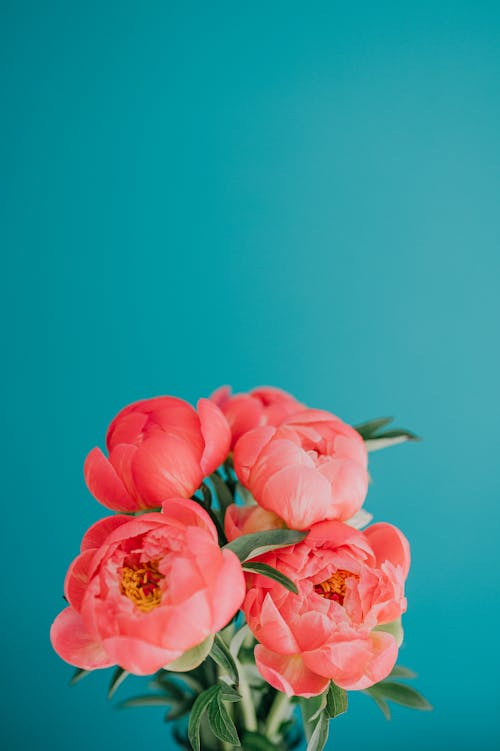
120,558,164,612
314,569,359,605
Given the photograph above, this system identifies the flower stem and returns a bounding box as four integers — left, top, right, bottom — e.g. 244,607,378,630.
265,691,291,741
235,659,257,732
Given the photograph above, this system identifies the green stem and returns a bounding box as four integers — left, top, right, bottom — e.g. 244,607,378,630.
265,691,292,741
234,658,257,732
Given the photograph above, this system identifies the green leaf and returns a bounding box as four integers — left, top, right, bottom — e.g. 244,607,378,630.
69,668,90,686
208,691,241,746
211,472,234,514
187,685,220,751
224,529,307,562
372,682,432,711
354,417,394,439
325,683,348,718
150,675,190,702
299,694,327,727
209,634,240,685
219,683,242,703
165,634,214,672
120,695,173,708
107,667,129,699
374,617,404,647
241,732,278,751
354,417,420,452
364,689,391,720
242,561,298,594
388,664,417,680
306,711,329,751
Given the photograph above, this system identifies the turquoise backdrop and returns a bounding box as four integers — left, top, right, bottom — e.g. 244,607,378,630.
2,1,499,749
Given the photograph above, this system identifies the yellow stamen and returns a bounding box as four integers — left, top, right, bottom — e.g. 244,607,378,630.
120,558,164,612
314,569,359,605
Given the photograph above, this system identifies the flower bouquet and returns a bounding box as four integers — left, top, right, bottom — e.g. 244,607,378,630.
51,386,430,750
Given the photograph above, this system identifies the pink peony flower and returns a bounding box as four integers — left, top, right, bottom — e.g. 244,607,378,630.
244,520,410,696
84,396,230,511
50,499,245,675
233,409,368,530
210,385,304,448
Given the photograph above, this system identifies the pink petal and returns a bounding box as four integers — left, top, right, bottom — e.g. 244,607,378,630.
233,426,276,485
364,523,411,579
64,549,95,611
160,498,218,541
50,607,113,670
255,645,330,698
246,592,299,653
261,465,332,530
210,549,246,632
131,434,202,501
209,385,232,407
101,635,182,675
197,398,231,475
84,447,137,512
80,515,131,552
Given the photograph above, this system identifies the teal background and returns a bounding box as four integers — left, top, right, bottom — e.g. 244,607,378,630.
1,1,499,749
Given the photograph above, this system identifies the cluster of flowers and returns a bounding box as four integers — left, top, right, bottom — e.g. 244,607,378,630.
51,386,410,698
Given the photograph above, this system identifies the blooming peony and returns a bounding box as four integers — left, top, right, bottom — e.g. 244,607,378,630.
233,409,368,530
210,385,304,448
50,499,245,675
244,520,410,696
84,396,230,511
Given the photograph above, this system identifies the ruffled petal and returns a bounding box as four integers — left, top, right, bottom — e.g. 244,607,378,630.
364,523,411,579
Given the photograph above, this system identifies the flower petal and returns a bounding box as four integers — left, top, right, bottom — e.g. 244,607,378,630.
197,398,231,474
50,607,113,670
255,645,329,697
84,447,137,512
364,523,411,578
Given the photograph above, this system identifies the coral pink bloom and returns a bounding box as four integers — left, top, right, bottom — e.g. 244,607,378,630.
233,409,368,530
84,396,230,511
244,520,410,696
50,500,245,675
210,385,304,448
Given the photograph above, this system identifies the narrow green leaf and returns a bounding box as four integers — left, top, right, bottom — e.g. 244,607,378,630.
325,683,348,718
187,685,220,751
120,695,172,708
224,529,307,562
306,711,329,751
242,561,298,594
210,472,234,514
364,689,391,720
210,634,240,685
365,428,420,453
354,417,394,439
150,675,190,702
164,698,194,721
69,668,90,686
107,667,129,699
374,681,432,711
208,692,241,746
219,684,242,702
388,665,417,680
